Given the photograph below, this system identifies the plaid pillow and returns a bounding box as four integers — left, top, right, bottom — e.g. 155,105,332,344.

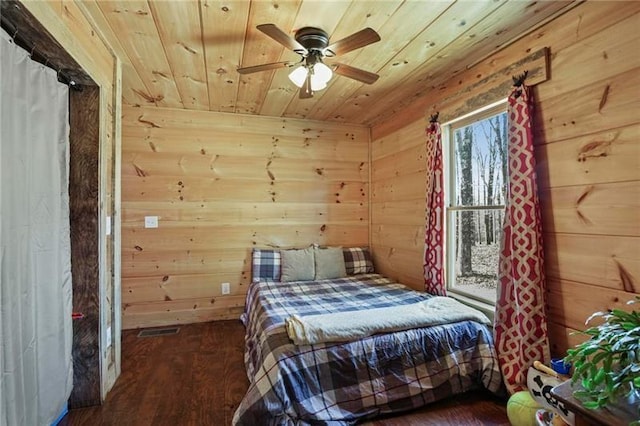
343,247,374,275
252,249,281,282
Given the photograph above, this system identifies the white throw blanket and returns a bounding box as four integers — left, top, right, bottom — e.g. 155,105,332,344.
285,296,491,345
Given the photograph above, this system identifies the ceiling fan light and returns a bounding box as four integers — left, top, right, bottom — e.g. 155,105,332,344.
313,62,333,84
310,77,327,91
288,66,307,87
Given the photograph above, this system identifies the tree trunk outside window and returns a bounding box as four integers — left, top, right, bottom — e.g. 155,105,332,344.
458,127,474,275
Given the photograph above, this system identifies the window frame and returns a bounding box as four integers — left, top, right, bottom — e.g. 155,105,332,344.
442,100,507,306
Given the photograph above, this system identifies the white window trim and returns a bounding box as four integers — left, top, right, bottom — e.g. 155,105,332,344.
450,293,496,323
443,98,506,128
442,101,507,307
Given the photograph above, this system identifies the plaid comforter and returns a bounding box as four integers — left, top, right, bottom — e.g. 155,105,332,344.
233,274,503,425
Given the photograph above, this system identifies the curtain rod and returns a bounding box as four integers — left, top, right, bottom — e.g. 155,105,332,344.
2,21,82,91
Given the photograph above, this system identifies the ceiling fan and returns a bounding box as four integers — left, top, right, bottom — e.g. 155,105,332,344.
237,24,381,99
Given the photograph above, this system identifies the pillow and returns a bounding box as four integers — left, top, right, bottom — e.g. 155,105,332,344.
252,249,281,282
343,247,374,275
314,246,347,280
280,247,315,282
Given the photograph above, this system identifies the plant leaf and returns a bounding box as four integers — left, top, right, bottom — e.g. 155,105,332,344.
586,311,608,325
583,401,601,410
573,390,591,400
593,368,606,385
611,309,635,322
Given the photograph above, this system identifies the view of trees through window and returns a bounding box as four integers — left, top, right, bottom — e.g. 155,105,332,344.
447,108,507,303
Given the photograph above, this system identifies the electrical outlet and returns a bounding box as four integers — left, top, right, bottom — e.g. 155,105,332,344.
144,216,158,228
106,326,112,348
221,282,231,295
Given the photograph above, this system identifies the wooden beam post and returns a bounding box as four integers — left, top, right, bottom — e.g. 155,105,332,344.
69,85,101,408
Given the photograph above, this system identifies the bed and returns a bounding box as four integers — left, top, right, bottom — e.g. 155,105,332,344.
232,247,503,425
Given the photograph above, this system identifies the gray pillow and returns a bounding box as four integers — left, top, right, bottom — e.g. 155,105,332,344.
280,247,315,282
314,246,347,280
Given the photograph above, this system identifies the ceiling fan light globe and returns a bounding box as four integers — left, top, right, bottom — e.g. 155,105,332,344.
288,66,308,88
310,77,327,91
313,62,333,84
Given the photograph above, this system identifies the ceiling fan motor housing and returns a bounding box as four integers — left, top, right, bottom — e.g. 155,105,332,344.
294,27,330,53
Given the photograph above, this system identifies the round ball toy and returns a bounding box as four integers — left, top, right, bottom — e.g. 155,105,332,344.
507,390,543,426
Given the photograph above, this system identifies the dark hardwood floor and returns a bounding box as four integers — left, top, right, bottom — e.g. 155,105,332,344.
60,320,508,425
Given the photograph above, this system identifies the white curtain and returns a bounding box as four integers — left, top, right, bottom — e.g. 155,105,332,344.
1,28,73,426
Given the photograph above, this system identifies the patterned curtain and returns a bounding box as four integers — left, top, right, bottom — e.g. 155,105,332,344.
494,81,550,394
424,118,446,296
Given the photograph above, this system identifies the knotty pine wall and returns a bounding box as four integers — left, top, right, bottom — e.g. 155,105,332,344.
370,1,639,357
121,105,369,329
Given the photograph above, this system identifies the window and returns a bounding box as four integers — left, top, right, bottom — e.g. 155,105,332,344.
444,102,507,304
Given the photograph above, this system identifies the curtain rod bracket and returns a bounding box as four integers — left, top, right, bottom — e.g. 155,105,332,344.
429,112,440,123
512,70,528,87
58,68,83,91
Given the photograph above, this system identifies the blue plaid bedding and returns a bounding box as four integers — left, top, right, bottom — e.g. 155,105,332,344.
233,274,503,425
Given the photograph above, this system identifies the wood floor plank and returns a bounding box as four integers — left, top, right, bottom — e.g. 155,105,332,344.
187,352,226,425
61,320,508,425
224,321,249,425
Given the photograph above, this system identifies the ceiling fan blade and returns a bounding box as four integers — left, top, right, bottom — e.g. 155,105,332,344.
324,28,380,56
332,63,379,84
299,73,313,99
257,24,307,54
237,61,293,74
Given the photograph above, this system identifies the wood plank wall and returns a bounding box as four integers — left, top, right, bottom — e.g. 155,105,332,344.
121,106,369,329
370,1,640,357
371,120,428,289
20,0,121,396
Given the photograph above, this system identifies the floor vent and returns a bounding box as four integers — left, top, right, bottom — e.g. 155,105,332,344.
137,327,180,338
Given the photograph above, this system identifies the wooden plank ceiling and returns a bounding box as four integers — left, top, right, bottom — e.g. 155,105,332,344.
83,0,577,125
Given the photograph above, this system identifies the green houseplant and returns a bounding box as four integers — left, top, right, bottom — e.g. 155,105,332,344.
564,296,640,421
